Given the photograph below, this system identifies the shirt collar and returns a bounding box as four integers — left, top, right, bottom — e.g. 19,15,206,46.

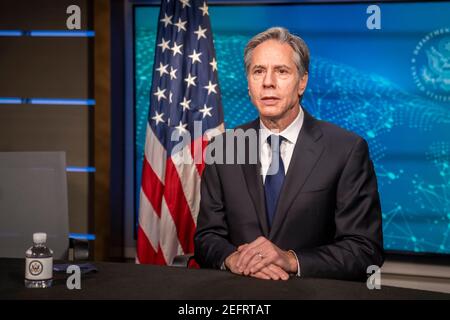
259,106,304,145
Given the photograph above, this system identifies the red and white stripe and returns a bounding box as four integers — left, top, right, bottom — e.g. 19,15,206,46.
136,123,223,265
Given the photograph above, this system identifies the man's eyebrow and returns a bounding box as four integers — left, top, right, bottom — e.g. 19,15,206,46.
251,64,292,70
251,64,266,70
273,64,292,69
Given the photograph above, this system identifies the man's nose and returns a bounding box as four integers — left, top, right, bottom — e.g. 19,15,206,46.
262,70,276,88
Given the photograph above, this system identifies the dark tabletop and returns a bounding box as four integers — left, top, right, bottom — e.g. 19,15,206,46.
1,258,448,300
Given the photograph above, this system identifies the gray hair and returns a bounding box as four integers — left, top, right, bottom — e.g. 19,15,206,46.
244,27,310,77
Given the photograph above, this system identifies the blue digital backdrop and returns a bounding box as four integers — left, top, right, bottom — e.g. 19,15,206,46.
134,2,450,255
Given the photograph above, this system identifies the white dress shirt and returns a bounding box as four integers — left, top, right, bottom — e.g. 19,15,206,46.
260,107,304,183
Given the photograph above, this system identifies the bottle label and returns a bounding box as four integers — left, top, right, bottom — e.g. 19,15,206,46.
25,257,53,281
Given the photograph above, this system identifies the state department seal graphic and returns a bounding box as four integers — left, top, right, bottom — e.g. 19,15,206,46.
411,28,450,102
29,260,43,276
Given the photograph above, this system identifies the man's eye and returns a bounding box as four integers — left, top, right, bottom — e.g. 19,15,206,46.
278,69,288,74
254,69,263,74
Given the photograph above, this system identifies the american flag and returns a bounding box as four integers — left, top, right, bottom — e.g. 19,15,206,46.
136,0,224,265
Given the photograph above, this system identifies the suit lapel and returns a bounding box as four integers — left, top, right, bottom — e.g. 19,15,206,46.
241,120,270,237
269,109,325,239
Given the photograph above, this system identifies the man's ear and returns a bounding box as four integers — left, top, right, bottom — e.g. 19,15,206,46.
298,73,309,96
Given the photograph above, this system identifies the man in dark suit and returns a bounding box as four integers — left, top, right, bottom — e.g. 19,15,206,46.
194,27,384,281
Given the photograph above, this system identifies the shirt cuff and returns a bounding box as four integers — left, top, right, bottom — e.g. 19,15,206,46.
288,250,301,277
220,261,227,271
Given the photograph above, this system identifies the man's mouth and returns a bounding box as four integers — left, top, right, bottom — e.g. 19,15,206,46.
261,96,280,106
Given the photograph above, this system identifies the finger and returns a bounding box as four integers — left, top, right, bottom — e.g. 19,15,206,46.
237,243,249,252
248,256,272,275
258,265,281,280
267,264,290,281
246,246,285,275
236,237,267,268
237,244,266,273
249,249,285,274
244,249,275,275
236,237,266,265
250,271,270,280
243,252,269,276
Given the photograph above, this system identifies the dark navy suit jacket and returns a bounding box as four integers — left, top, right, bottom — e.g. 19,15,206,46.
194,108,384,281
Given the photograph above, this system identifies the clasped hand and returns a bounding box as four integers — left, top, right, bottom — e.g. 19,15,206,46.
224,236,297,280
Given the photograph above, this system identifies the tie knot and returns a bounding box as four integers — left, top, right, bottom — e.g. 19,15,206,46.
267,135,285,149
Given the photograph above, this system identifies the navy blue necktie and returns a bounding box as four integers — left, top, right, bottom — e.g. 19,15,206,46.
264,135,286,228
